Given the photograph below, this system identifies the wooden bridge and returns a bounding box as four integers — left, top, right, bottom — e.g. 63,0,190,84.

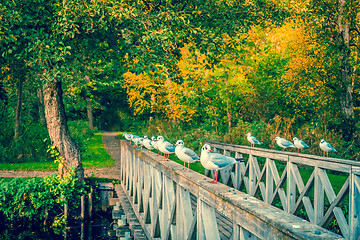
118,139,360,239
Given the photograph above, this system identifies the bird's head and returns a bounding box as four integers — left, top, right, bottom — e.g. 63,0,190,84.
293,137,298,141
201,144,212,152
246,133,252,137
275,137,280,140
151,136,156,141
175,140,184,146
157,136,164,141
320,139,325,144
144,135,148,139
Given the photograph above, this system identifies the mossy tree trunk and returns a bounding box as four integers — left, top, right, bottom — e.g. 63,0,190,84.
43,78,84,181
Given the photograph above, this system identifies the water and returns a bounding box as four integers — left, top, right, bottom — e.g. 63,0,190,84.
0,214,119,240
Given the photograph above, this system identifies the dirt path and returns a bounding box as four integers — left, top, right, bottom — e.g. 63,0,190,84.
0,132,121,179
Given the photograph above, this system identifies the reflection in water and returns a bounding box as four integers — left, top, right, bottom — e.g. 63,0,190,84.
0,214,118,240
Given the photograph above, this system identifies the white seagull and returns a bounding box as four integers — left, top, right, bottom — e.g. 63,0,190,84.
275,137,295,152
175,140,200,171
143,136,154,151
319,139,337,157
157,136,175,161
150,136,160,155
246,133,262,147
133,136,144,148
200,144,241,184
293,137,309,154
123,132,132,143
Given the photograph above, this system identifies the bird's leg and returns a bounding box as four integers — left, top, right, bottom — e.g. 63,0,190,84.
214,171,218,183
183,161,186,171
187,162,190,171
209,170,215,183
282,148,285,152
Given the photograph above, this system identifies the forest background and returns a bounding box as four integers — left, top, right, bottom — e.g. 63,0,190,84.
1,0,360,176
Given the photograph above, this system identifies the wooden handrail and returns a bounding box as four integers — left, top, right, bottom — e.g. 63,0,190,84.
119,140,344,239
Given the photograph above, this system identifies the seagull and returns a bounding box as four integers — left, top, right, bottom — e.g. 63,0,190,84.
150,136,160,155
143,136,154,151
246,133,262,147
200,144,241,184
132,135,143,148
293,137,309,154
157,136,175,161
123,132,132,142
319,139,337,157
175,140,200,171
275,137,295,152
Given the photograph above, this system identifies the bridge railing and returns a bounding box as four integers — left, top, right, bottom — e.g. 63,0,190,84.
119,140,343,240
205,140,360,240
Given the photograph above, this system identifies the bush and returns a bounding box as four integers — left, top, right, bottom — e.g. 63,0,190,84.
0,172,91,229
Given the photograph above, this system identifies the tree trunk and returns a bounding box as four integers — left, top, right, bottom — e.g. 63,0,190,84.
85,75,94,130
43,79,84,181
338,0,354,137
226,71,231,134
14,79,23,141
87,103,94,130
37,88,46,125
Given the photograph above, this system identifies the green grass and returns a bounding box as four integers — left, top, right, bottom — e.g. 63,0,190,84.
82,132,114,169
0,162,57,171
0,132,114,171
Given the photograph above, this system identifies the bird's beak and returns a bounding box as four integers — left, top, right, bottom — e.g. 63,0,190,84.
208,149,213,152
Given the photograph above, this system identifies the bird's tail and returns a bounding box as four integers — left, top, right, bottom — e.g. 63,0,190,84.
235,158,244,162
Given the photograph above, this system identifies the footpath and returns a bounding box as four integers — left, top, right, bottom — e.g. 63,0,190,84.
0,132,121,179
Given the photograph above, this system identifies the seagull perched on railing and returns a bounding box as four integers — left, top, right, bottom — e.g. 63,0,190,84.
175,140,200,171
123,132,131,140
133,135,143,148
246,133,262,147
142,136,154,151
293,137,309,154
200,144,242,184
157,136,175,161
275,137,295,152
319,139,337,157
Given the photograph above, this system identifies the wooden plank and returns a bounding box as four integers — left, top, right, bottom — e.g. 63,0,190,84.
200,200,221,240
177,186,194,239
350,169,360,240
314,167,324,225
248,155,256,195
252,156,266,200
291,171,315,223
265,158,274,204
270,167,288,210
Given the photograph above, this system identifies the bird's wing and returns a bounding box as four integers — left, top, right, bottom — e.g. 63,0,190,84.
184,148,200,160
250,136,261,144
209,153,236,168
300,140,309,148
164,142,175,152
327,143,337,151
280,138,294,147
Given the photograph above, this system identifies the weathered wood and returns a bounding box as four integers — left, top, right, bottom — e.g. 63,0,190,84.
205,140,360,239
120,140,344,240
350,168,360,240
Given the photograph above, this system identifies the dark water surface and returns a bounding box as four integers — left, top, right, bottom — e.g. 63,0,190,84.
0,214,118,240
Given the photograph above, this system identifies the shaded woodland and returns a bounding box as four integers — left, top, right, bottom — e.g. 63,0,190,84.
1,0,360,178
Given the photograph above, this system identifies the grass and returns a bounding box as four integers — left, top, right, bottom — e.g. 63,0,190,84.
0,132,114,171
82,132,114,169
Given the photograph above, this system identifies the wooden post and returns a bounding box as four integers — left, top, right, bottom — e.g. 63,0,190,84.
350,167,360,239
81,195,85,220
88,191,93,219
64,200,68,219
